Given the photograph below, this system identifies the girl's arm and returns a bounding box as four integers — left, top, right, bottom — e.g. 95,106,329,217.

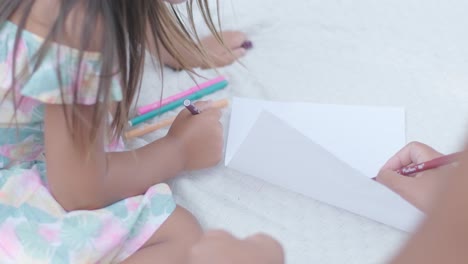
44,102,222,211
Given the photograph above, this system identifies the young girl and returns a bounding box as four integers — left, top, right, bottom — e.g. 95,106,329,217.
0,0,247,263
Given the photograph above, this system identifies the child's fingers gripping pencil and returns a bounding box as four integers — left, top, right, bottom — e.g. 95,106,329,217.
373,151,462,180
125,99,230,139
397,152,462,176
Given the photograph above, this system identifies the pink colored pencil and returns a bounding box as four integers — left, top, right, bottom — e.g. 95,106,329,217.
398,152,462,176
137,76,226,115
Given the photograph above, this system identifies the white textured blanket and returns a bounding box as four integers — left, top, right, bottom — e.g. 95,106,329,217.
129,0,468,263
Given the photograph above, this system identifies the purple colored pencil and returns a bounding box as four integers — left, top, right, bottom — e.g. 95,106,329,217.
184,99,201,115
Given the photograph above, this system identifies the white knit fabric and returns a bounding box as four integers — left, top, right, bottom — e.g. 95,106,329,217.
130,0,468,263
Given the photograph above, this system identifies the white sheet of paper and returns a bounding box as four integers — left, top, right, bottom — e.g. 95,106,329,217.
225,97,423,232
226,97,406,178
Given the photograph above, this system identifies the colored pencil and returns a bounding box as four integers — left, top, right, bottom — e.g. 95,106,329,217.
137,76,226,115
129,80,228,126
183,99,201,115
125,99,229,139
398,152,462,176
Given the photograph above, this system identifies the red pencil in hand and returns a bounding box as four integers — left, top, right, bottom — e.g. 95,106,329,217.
398,152,462,176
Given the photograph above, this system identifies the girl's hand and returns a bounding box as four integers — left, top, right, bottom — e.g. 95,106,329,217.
198,31,250,68
166,101,223,171
375,142,454,212
189,231,284,264
163,31,250,70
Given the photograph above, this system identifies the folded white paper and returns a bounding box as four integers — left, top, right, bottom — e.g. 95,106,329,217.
225,97,423,232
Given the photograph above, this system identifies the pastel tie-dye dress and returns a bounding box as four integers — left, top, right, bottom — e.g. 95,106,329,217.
0,21,176,263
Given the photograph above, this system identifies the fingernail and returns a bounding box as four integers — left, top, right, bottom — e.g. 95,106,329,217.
241,40,253,50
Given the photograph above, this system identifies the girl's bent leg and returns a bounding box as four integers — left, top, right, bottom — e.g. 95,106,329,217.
122,206,202,264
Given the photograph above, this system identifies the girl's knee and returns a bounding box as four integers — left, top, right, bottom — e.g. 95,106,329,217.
143,205,202,248
172,206,203,242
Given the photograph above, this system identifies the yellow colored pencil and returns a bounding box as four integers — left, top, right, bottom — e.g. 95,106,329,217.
126,99,229,139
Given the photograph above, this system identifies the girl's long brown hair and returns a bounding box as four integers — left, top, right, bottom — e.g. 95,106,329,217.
0,0,222,147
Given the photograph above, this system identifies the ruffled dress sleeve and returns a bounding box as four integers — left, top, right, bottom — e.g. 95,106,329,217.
0,21,122,106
